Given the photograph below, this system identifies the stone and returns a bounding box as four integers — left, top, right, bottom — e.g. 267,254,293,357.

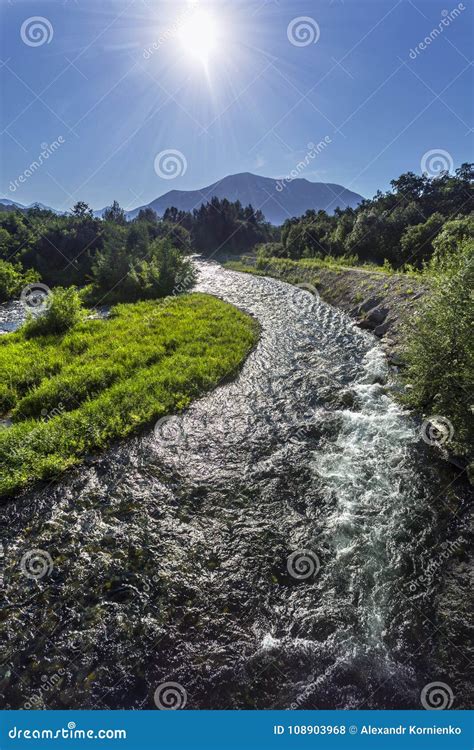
366,306,389,325
374,321,390,337
359,296,382,314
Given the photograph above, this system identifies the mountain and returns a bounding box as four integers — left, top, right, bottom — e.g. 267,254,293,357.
126,173,363,224
0,198,61,213
1,174,364,224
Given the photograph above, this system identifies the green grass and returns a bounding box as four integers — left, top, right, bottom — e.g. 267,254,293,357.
225,255,423,278
0,293,259,496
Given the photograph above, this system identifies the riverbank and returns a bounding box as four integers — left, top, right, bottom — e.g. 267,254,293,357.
225,257,427,366
0,293,259,497
225,256,473,477
1,260,470,710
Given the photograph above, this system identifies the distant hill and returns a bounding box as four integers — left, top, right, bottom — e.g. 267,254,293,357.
0,198,60,213
3,173,363,224
125,173,363,225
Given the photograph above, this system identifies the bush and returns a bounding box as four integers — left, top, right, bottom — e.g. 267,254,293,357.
400,213,445,267
23,287,85,338
256,242,284,267
402,238,474,457
90,236,195,304
0,260,39,302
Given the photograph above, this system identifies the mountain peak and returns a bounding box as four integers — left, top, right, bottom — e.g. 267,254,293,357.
128,173,363,224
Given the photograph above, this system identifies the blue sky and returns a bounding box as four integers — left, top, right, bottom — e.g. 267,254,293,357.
0,0,472,211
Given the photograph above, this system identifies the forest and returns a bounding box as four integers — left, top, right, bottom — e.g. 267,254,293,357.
1,164,472,310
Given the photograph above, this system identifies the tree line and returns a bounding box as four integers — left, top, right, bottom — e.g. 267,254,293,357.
0,164,472,304
268,163,473,268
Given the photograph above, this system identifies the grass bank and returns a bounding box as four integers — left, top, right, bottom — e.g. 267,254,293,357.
0,293,259,497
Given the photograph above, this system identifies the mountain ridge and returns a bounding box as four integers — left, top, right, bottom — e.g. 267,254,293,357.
125,172,363,224
2,173,364,224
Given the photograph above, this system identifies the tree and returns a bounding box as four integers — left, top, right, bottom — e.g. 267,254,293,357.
400,213,445,267
135,207,158,224
72,201,93,219
103,200,127,225
403,237,474,456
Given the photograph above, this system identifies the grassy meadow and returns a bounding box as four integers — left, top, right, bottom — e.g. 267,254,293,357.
0,293,259,497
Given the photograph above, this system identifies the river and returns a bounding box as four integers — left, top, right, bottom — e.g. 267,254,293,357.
0,261,471,710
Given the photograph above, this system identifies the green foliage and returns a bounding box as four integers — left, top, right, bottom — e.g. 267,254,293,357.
0,200,193,295
103,199,126,225
175,197,273,256
402,238,474,457
256,242,284,267
400,212,445,266
0,294,259,495
90,236,195,304
279,164,473,268
22,287,85,338
0,260,39,302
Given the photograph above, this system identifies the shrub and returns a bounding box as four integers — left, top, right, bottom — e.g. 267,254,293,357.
256,242,284,267
0,260,39,302
90,236,195,304
402,238,474,457
23,287,85,338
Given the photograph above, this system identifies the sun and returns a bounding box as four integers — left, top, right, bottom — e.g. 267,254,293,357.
177,9,220,67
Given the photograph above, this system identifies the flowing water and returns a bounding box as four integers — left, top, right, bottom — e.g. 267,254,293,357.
0,261,471,710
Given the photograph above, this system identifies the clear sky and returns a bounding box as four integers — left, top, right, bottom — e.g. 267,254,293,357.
0,0,472,211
